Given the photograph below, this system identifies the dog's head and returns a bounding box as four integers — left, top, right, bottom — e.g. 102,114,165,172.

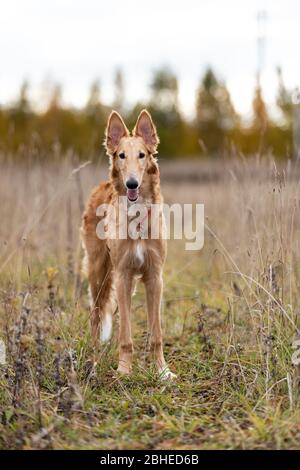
104,110,159,202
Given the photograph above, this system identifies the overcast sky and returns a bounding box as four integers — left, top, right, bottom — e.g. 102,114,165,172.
0,0,299,118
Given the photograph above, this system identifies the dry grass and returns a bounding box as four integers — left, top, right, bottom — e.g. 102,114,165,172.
1,154,300,449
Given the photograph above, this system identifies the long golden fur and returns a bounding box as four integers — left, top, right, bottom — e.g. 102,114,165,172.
81,110,175,379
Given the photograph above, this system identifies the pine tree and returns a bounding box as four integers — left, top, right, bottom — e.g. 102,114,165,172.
149,67,180,125
113,69,125,113
195,68,238,155
17,81,31,113
252,77,268,131
86,81,101,114
276,66,293,126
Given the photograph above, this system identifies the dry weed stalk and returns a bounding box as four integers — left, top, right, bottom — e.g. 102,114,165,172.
34,319,45,429
12,293,30,408
66,194,74,279
46,267,58,315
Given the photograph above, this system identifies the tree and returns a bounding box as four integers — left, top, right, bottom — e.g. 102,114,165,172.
85,81,106,120
85,80,105,125
48,84,62,111
17,80,31,113
252,77,268,131
84,81,107,156
149,67,179,123
86,81,101,111
113,69,125,113
145,67,193,156
6,80,34,151
276,66,293,126
85,80,105,121
195,68,238,155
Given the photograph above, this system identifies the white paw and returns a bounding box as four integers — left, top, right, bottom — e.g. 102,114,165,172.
100,314,112,343
158,367,177,381
117,363,132,375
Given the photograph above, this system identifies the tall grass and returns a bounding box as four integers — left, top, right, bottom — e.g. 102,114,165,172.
1,154,300,449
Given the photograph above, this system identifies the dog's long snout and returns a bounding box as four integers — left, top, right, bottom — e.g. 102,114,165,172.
126,177,139,190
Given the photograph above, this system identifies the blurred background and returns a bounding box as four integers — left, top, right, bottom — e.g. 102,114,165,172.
2,2,300,450
0,0,300,159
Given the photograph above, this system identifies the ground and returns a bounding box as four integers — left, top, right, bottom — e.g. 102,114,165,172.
1,156,300,449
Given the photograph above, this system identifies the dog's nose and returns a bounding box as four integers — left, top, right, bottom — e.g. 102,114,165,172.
126,177,138,190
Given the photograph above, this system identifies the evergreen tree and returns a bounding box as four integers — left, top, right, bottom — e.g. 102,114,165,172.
113,69,125,113
48,84,62,111
17,80,31,113
86,81,101,110
149,67,180,125
252,77,268,130
195,68,238,155
84,80,106,156
145,68,192,156
276,66,293,126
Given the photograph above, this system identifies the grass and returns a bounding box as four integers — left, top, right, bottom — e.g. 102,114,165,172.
1,154,300,449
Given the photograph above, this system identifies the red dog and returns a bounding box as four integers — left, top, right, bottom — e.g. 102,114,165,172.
81,110,176,379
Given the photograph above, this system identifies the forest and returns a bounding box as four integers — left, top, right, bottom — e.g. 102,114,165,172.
0,66,296,159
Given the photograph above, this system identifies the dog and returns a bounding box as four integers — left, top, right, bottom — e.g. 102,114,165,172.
81,109,176,380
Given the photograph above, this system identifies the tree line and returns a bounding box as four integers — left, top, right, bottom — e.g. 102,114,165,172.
0,67,295,159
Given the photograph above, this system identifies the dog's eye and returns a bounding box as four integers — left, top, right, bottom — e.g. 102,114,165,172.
119,152,125,159
139,152,145,159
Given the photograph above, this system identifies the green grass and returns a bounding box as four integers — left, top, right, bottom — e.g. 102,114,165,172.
1,242,300,450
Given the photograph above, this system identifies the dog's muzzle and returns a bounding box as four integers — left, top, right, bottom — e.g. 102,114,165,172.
126,178,139,202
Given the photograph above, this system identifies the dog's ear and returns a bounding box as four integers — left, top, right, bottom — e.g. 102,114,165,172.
133,109,159,154
104,111,129,155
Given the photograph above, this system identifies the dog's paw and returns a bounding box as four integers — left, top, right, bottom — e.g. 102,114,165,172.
117,364,132,376
158,367,177,381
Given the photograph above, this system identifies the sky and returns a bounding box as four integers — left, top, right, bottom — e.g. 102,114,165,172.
0,0,299,119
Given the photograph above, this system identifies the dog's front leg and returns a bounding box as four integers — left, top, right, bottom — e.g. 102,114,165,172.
115,271,133,374
144,271,176,380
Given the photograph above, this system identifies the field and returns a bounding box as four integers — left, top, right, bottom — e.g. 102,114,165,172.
1,154,300,449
